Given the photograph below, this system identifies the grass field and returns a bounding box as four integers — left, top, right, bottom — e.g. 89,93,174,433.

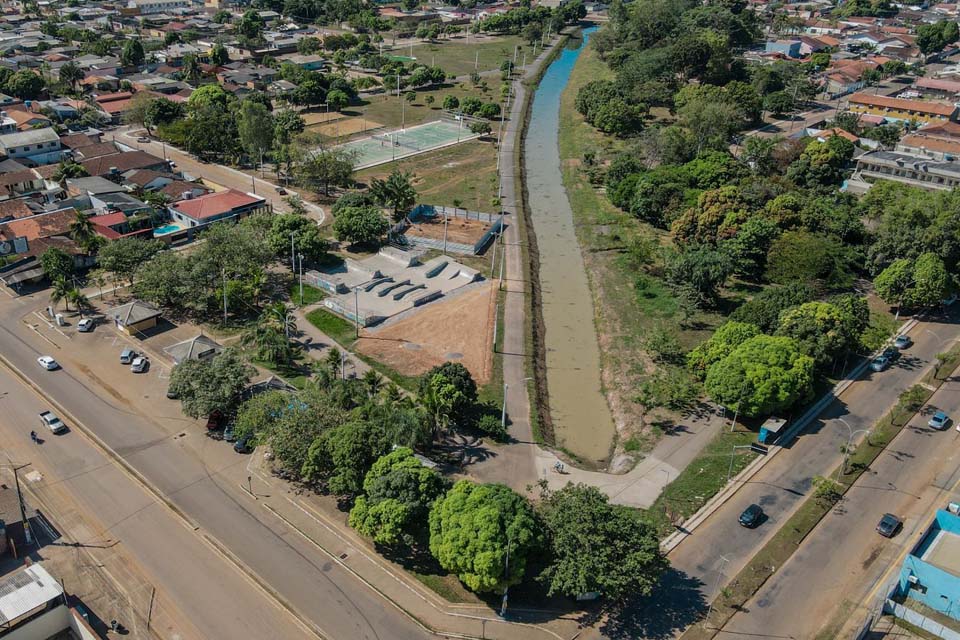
405,34,527,77
288,283,326,307
353,139,499,210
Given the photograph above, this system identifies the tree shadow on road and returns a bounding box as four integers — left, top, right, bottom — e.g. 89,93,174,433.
598,568,707,640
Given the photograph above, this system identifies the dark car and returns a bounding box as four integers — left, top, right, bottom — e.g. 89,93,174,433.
739,504,764,528
877,513,902,538
234,434,253,454
166,386,179,400
205,410,224,431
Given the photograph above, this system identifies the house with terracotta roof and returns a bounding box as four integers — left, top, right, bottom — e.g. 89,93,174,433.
90,210,155,240
93,91,136,123
846,93,958,123
0,198,39,221
80,151,170,178
169,188,269,228
0,168,44,201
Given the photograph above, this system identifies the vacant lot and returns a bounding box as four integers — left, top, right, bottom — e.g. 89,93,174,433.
356,282,496,384
404,34,528,78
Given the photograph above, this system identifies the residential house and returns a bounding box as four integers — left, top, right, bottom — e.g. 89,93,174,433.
0,168,43,200
0,128,61,164
846,93,958,124
80,151,171,178
850,150,960,192
90,210,155,240
890,509,960,625
125,0,190,15
913,77,960,99
0,207,85,264
169,188,269,228
93,91,136,124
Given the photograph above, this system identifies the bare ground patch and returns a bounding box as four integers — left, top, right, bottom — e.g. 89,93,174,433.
356,282,496,384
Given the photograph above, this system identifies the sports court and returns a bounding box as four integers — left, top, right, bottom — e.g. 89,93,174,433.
336,118,481,169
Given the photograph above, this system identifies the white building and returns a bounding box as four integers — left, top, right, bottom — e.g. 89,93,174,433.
0,128,61,163
126,0,190,14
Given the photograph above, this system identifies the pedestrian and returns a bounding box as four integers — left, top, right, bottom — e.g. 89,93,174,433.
30,430,37,444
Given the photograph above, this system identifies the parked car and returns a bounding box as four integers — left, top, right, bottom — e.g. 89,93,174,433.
37,356,59,370
39,410,67,434
882,347,899,361
166,386,179,400
136,136,150,143
943,294,957,307
876,513,902,538
77,318,94,333
739,504,764,528
870,355,891,372
206,410,225,431
929,410,951,431
894,335,913,350
120,348,137,364
130,357,148,373
275,186,286,195
223,423,237,443
234,434,253,454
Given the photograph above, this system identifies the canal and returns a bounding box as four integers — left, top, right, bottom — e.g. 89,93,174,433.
524,26,615,464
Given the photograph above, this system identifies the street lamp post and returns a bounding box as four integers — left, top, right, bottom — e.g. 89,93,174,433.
500,533,512,618
298,253,304,306
727,445,752,483
354,286,360,339
501,382,509,430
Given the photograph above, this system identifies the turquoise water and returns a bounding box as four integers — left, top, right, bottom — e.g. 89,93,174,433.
524,27,616,463
154,224,183,235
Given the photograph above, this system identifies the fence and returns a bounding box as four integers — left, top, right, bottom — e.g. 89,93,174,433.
392,204,505,255
886,598,960,639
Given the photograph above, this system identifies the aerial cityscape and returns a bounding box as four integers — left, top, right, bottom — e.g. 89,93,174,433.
0,0,958,638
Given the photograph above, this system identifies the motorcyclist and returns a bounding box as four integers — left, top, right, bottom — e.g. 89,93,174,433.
30,430,37,443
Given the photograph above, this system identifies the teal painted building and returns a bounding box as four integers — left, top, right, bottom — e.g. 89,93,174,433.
897,509,960,621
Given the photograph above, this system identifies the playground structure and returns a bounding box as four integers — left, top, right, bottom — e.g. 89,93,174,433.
334,116,484,169
307,247,482,327
391,204,504,255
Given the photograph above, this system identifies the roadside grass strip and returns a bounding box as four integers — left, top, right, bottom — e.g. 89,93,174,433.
679,345,960,640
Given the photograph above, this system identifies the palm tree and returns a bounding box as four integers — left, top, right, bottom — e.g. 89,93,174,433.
362,369,383,398
181,54,201,86
70,210,95,243
58,61,84,93
54,160,88,186
69,288,90,318
325,346,342,378
49,276,73,312
371,169,417,222
242,304,295,365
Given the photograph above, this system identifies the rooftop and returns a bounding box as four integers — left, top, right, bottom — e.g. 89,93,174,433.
163,334,223,364
0,564,63,627
171,188,264,220
106,299,161,325
0,127,59,148
848,92,958,116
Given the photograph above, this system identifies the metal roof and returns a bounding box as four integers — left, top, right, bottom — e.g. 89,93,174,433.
0,564,63,626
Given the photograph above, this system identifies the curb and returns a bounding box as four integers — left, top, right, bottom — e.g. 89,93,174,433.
0,350,328,640
662,318,920,554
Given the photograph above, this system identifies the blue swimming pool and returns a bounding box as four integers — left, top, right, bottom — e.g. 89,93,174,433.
154,224,184,236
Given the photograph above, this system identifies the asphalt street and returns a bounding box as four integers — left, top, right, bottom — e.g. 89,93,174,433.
667,312,960,612
0,361,310,639
722,371,960,638
0,297,428,640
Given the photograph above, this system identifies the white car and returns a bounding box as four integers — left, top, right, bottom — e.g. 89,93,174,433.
77,318,94,332
130,356,148,373
37,356,59,370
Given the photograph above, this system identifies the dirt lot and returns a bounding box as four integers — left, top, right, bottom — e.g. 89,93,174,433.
301,110,344,126
356,282,496,384
406,215,490,246
312,117,384,139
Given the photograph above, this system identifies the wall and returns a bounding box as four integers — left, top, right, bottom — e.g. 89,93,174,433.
886,599,960,640
897,510,960,620
3,603,69,640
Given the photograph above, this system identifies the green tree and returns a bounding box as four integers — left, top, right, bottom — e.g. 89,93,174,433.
765,230,853,288
58,61,83,91
417,362,477,426
537,483,667,600
785,136,854,189
40,247,74,281
53,159,88,183
370,169,417,221
874,253,950,309
49,276,74,311
5,70,44,100
327,88,350,111
237,9,264,40
145,97,184,129
663,246,733,308
167,349,255,419
705,335,814,417
348,447,446,546
267,213,328,262
293,141,355,197
210,42,230,66
273,109,305,146
242,303,295,365
442,95,459,110
687,321,761,379
237,100,274,161
763,90,794,116
333,205,390,245
97,238,163,285
429,481,542,592
775,301,858,369
120,39,145,66
301,420,391,495
181,53,201,85
187,84,232,112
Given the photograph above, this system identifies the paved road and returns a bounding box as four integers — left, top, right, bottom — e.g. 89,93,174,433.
0,361,310,640
111,126,326,223
722,369,960,639
667,313,960,612
0,297,427,640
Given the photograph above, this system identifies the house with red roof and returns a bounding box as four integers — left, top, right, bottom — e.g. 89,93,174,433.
169,188,269,228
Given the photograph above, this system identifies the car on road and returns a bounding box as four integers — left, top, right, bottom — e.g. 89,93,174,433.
929,410,951,431
894,335,912,350
120,348,137,364
943,294,957,307
37,356,59,370
223,423,236,442
275,186,286,195
39,410,67,434
870,354,891,372
739,504,764,528
136,136,150,143
234,434,253,454
882,347,899,361
130,356,148,373
877,513,902,538
166,385,179,400
77,318,94,332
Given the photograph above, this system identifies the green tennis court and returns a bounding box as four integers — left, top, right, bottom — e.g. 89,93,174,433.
336,119,480,169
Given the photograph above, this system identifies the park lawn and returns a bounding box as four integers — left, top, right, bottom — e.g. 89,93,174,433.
288,282,326,307
340,79,503,139
353,139,499,212
405,34,528,77
557,39,726,453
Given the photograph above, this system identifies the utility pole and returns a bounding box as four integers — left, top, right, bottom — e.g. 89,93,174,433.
354,286,360,338
298,253,304,306
500,534,512,617
12,463,32,545
475,50,479,72
290,232,296,274
501,383,508,430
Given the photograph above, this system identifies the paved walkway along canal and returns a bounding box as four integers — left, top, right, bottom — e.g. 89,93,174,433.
524,27,615,463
